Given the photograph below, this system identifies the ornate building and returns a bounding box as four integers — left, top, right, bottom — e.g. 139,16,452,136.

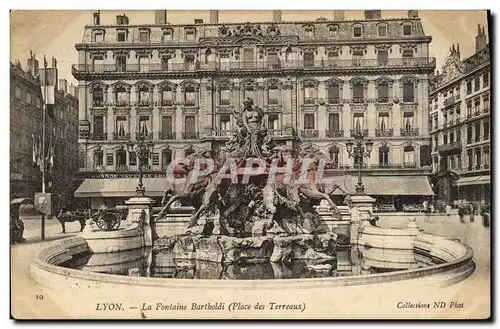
10,52,79,207
429,25,490,205
73,10,436,208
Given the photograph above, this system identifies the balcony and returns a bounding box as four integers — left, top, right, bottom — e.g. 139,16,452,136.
444,97,456,107
376,97,390,103
300,129,319,138
182,132,199,140
212,129,235,137
72,57,436,77
115,165,128,172
400,128,419,136
161,100,174,107
402,97,415,103
326,129,344,138
353,97,366,104
350,129,368,137
113,132,131,141
368,163,419,169
268,128,294,137
92,101,105,108
220,99,231,106
437,142,462,154
403,162,417,168
114,100,130,108
93,165,106,172
139,165,152,172
136,132,153,140
375,128,394,137
89,132,107,141
158,132,176,140
327,98,340,104
304,97,316,105
136,100,152,108
184,100,196,107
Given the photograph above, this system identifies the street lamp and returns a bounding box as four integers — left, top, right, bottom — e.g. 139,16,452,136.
346,131,374,195
127,135,154,197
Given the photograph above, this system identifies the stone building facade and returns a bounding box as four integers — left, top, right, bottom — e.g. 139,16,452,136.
10,52,79,207
73,10,435,208
429,25,490,205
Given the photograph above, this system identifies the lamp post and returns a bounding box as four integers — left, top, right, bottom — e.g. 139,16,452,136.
127,135,154,197
345,131,374,195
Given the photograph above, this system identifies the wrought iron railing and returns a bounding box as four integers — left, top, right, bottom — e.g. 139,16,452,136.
158,132,176,140
182,132,199,140
326,129,344,138
113,132,131,141
400,128,419,136
300,129,319,138
89,132,107,141
375,128,394,137
350,129,368,137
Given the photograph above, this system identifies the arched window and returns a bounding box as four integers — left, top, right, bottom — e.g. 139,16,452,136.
162,149,172,169
138,85,150,103
93,149,103,168
404,146,415,167
329,146,339,168
377,80,390,102
327,82,340,103
115,84,128,106
377,23,388,37
93,86,104,107
116,149,127,169
403,81,414,102
420,145,431,167
161,85,173,106
205,49,213,63
285,47,295,62
352,24,362,38
402,22,413,36
379,145,389,167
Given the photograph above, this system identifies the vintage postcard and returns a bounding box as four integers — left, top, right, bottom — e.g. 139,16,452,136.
10,9,491,320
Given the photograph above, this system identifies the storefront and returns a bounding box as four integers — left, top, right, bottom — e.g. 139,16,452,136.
455,175,491,205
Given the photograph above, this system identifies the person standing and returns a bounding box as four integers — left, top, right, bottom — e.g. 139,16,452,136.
469,203,475,223
458,204,465,223
481,205,490,227
445,204,452,216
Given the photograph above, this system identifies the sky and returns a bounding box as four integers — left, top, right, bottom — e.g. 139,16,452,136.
10,10,489,85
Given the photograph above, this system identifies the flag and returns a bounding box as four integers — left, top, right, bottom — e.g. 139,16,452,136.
37,136,43,171
49,140,55,172
32,134,38,168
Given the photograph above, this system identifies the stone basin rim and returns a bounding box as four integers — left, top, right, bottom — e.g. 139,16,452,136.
30,235,475,290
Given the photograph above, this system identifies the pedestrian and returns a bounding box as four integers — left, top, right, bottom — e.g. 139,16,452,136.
458,204,465,223
422,200,428,213
430,203,435,214
469,203,475,223
481,205,490,227
445,204,452,216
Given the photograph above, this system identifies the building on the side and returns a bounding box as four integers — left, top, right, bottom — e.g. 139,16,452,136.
10,52,80,208
72,10,436,209
429,25,490,206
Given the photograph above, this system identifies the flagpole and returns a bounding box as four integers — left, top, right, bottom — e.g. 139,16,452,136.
41,56,47,241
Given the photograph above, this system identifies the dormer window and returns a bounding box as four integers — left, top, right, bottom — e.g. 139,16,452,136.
328,25,339,37
93,31,104,42
163,29,173,43
403,23,412,36
139,29,150,42
185,28,196,41
353,25,362,38
304,25,314,38
378,24,387,37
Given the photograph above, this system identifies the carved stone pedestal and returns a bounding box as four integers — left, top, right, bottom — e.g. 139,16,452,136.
125,196,156,247
349,194,376,245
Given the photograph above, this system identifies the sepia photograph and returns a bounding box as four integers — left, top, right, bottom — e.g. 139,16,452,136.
9,9,491,320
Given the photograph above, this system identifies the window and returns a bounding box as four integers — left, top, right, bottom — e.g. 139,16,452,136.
403,24,412,35
378,113,389,133
152,153,160,166
93,150,103,167
484,120,489,140
106,153,114,166
163,30,172,43
403,82,414,102
139,116,150,136
268,114,279,130
483,147,490,168
304,52,314,68
268,87,279,104
402,49,413,64
328,113,340,133
161,56,170,71
378,82,389,102
474,76,480,91
116,56,126,72
304,113,315,129
116,116,127,137
475,122,481,142
162,116,173,135
36,97,41,109
161,86,173,105
304,26,314,38
129,152,137,166
329,147,339,168
268,52,280,69
327,51,339,66
184,86,196,106
138,86,150,103
117,31,127,42
353,83,364,102
139,30,150,42
378,25,387,37
404,146,415,166
353,113,364,132
186,30,195,41
93,116,104,135
244,88,254,100
243,48,254,68
115,86,127,104
377,50,388,66
327,83,340,103
466,81,472,94
450,132,455,143
94,32,104,42
475,148,481,169
162,149,172,167
285,47,295,62
220,88,230,105
467,101,472,117
304,86,315,104
15,86,21,99
219,114,230,131
184,116,196,135
352,50,363,67
26,91,32,105
205,49,213,63
403,112,414,132
93,87,104,107
353,25,362,37
467,149,473,170
483,72,489,88
457,130,461,143
329,25,338,37
379,146,389,166
138,56,149,73
184,55,195,70
467,124,472,144
116,149,126,167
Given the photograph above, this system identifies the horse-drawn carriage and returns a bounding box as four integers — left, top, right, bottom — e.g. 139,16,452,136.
52,207,128,233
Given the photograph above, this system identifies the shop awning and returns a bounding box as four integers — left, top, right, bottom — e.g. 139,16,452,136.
348,176,434,196
74,178,175,198
455,176,490,186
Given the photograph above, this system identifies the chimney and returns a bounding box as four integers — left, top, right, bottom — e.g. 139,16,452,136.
69,83,77,97
116,14,129,25
59,79,68,94
52,57,57,68
333,10,345,21
93,11,100,25
408,10,419,18
210,10,219,23
27,50,39,76
476,24,487,53
372,10,381,19
364,10,372,19
155,10,167,24
272,10,282,22
457,43,460,59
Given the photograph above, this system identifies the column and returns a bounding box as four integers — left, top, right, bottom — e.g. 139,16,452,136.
176,85,183,140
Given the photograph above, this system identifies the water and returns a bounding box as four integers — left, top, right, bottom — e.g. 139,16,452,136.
59,245,444,280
